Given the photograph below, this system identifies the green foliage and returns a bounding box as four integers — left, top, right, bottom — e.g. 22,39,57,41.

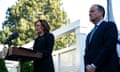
0,0,76,72
21,61,33,72
0,60,8,72
54,32,76,50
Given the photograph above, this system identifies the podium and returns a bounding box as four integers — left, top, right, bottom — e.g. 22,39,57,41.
0,47,42,72
1,47,42,61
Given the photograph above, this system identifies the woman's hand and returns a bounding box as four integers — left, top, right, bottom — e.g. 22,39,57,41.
36,52,43,58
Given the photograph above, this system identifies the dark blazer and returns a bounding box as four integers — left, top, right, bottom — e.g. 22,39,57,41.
84,21,119,72
33,33,55,72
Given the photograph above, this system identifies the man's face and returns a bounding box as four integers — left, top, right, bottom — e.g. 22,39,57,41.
89,6,101,23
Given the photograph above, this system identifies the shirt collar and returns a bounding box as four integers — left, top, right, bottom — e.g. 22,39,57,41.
96,19,104,26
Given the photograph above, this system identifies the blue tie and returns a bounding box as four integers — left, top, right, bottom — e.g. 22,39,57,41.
89,25,98,43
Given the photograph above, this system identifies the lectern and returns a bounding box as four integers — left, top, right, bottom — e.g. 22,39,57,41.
0,47,42,72
5,47,42,61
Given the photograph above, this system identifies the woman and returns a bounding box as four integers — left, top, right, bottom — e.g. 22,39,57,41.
33,19,55,72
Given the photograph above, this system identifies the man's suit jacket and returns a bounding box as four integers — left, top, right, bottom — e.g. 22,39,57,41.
84,21,119,72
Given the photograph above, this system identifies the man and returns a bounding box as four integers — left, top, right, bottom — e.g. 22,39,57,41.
84,4,119,72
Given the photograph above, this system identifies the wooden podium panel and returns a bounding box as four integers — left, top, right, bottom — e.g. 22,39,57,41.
5,47,42,61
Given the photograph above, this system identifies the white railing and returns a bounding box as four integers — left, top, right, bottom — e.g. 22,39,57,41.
52,45,76,72
52,19,87,72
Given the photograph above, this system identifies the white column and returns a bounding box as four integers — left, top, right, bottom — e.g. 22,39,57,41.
55,53,61,72
75,26,86,72
18,61,20,72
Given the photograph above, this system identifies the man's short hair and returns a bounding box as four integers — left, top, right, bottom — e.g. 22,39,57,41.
94,4,105,17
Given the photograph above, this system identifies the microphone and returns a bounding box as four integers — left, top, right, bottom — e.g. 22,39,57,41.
6,32,19,41
4,32,19,47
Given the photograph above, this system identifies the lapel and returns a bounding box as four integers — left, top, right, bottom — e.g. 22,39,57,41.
86,33,91,47
88,21,106,45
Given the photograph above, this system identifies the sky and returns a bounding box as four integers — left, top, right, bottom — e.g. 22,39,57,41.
0,0,120,32
0,0,17,30
62,0,120,32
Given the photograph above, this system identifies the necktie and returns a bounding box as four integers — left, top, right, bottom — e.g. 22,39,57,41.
89,25,98,43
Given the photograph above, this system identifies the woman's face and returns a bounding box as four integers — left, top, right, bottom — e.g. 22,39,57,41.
35,21,44,34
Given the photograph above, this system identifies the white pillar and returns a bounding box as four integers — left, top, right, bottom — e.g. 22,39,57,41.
75,25,86,72
55,53,61,72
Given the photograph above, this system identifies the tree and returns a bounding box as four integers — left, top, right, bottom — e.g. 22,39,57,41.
1,0,76,51
0,0,75,72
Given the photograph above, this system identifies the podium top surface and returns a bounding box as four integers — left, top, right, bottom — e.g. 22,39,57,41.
5,47,42,61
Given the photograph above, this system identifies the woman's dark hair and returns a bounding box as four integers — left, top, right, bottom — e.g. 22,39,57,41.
34,19,50,33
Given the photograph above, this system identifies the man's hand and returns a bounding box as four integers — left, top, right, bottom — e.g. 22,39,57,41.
86,64,96,72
